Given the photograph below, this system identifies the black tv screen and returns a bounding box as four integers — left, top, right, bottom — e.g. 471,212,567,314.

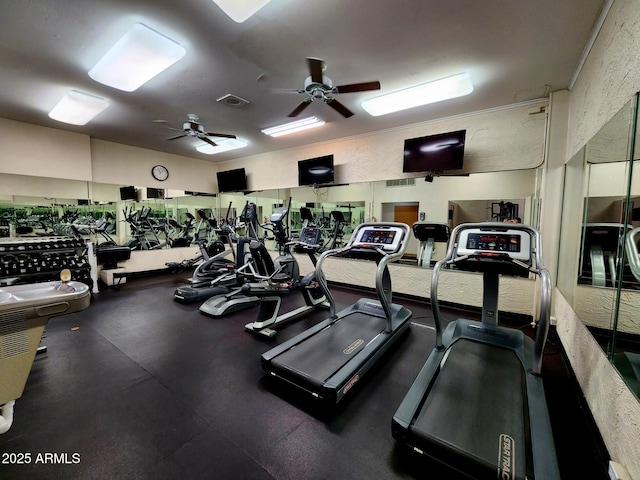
147,187,164,199
119,186,137,201
217,168,247,193
298,155,334,186
403,130,466,172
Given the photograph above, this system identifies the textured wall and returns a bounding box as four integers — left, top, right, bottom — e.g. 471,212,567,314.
575,285,640,334
555,289,640,480
568,0,640,158
563,1,640,476
226,101,547,193
293,253,536,316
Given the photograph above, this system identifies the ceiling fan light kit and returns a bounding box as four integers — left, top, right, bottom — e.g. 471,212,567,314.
361,72,473,116
165,113,237,147
284,58,381,119
88,23,186,92
48,90,110,125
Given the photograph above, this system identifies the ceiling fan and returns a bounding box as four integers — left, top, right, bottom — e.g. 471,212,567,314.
162,114,236,147
282,58,381,118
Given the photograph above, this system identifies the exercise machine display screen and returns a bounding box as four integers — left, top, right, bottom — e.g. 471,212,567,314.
467,233,520,252
457,229,531,261
299,227,322,245
353,226,405,253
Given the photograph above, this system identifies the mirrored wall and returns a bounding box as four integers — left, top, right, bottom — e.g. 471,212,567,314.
558,93,640,399
0,168,540,259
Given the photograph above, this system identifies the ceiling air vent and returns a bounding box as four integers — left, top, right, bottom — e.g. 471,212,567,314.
217,94,250,108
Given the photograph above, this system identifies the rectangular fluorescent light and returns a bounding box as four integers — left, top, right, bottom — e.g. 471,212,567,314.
361,73,473,116
48,90,109,125
196,138,248,155
261,117,325,137
88,23,186,92
212,0,270,23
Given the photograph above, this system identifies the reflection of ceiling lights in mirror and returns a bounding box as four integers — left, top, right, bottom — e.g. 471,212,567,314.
88,23,186,92
196,138,248,154
261,117,326,137
48,90,110,125
212,0,270,23
361,73,474,116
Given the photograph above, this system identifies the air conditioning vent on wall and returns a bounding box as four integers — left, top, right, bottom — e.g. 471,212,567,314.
386,178,416,187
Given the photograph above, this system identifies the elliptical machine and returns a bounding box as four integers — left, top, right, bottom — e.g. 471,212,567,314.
243,207,328,337
198,201,301,318
173,202,258,303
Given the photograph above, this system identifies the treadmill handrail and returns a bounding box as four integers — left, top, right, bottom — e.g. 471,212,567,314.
431,222,551,374
315,222,411,322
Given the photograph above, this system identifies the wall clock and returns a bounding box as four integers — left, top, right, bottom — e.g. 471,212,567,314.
151,165,169,181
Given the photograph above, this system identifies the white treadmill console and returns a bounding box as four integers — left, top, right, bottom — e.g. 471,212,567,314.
352,225,405,253
456,228,531,262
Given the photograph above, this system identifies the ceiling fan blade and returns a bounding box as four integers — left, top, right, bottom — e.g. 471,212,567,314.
270,88,302,94
307,58,324,84
288,100,312,117
206,132,236,139
166,135,187,141
334,81,381,94
326,98,354,118
202,137,218,147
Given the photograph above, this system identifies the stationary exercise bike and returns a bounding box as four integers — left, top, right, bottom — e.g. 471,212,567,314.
243,208,328,337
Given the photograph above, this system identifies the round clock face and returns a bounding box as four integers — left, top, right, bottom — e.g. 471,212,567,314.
152,165,169,181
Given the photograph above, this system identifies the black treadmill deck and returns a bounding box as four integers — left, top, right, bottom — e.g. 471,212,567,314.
263,299,412,403
271,311,387,386
411,338,529,480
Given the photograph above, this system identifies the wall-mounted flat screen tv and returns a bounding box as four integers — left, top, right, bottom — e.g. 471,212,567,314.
298,155,334,186
403,129,466,173
119,186,138,201
217,168,247,193
147,187,164,199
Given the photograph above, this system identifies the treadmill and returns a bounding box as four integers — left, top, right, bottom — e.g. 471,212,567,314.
580,223,631,287
261,222,412,405
412,221,450,268
392,222,560,480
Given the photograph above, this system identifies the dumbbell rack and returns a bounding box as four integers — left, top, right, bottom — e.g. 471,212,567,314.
0,220,9,238
0,237,93,291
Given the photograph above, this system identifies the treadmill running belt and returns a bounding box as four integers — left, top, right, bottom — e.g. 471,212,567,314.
412,339,527,480
271,312,387,385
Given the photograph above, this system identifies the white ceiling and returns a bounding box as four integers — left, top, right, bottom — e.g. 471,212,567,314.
0,0,605,163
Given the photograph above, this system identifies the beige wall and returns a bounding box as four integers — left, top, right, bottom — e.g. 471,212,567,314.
0,118,92,181
557,0,640,477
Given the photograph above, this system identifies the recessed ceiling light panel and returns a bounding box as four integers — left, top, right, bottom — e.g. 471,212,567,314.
261,117,326,137
48,90,109,125
196,138,248,155
88,23,186,92
361,73,473,116
212,0,270,23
